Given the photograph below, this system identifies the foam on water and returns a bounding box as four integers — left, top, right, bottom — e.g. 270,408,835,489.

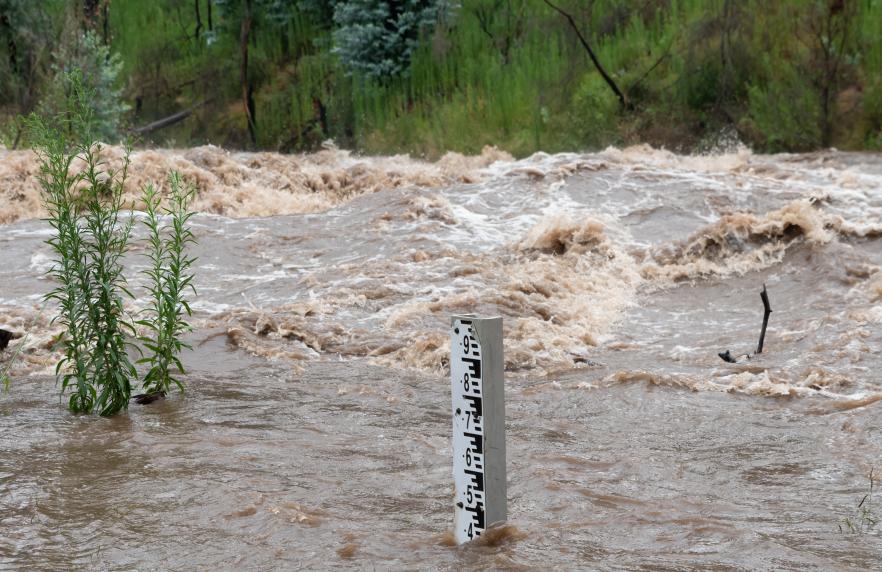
2,145,881,399
0,144,512,224
4,145,882,571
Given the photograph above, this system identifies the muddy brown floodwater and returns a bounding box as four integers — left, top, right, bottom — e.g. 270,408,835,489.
2,145,882,569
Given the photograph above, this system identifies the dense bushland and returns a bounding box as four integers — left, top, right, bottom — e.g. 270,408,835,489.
1,0,881,156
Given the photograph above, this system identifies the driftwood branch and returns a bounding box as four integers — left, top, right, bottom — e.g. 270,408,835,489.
130,100,210,135
756,284,772,354
718,284,773,363
542,0,629,110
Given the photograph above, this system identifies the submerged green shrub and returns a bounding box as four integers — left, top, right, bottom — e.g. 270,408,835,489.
137,173,197,397
27,71,198,415
29,72,137,416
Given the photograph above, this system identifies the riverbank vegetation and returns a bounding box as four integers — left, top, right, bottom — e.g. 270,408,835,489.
2,0,882,156
138,173,197,399
29,73,138,415
26,73,196,415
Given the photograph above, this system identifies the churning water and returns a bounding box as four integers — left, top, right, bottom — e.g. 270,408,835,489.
1,144,881,569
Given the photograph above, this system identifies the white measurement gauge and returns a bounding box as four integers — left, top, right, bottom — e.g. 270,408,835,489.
451,315,506,544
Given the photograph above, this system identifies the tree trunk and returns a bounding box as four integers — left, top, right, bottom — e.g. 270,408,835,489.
195,0,202,40
0,12,18,75
207,0,213,31
102,2,109,44
240,0,256,145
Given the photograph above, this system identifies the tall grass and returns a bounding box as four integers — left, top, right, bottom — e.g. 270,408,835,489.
29,72,137,416
137,173,197,397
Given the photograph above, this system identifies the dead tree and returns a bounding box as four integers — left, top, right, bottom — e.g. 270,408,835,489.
544,0,631,109
542,0,629,110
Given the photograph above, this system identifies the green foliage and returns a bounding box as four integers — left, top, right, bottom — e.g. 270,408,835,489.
7,0,882,154
569,74,620,148
24,70,200,414
28,71,137,416
333,0,454,79
745,66,823,152
348,0,575,156
0,0,64,147
863,80,882,149
0,115,23,148
39,30,129,143
0,0,61,107
137,174,197,397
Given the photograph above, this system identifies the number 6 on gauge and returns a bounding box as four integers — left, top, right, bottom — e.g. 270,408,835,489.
450,314,506,544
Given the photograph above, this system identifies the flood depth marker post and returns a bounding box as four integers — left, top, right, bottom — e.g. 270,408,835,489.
451,314,506,544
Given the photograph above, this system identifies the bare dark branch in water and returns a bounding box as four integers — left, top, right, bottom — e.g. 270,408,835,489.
718,284,772,363
756,284,772,354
